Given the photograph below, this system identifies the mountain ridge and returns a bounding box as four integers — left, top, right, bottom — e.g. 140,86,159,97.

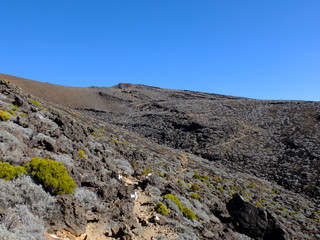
0,73,319,239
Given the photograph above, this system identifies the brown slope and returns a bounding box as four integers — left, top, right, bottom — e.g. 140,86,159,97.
0,73,239,111
0,73,117,110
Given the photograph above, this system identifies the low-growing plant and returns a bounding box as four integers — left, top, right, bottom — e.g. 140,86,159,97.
231,186,238,191
12,105,19,111
216,185,224,193
178,179,184,186
193,171,210,181
77,149,86,159
190,193,201,200
181,206,198,220
190,183,202,192
247,182,256,188
75,187,99,210
7,109,16,116
30,99,40,107
255,201,263,208
0,162,27,180
163,194,183,210
212,176,221,182
162,194,198,220
91,132,97,136
156,202,169,215
157,171,165,177
0,110,11,121
142,168,153,175
25,157,76,195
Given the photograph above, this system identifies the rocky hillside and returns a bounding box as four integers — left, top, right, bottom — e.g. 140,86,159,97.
0,75,319,239
2,74,319,201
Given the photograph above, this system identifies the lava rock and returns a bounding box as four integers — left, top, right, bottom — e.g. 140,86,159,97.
226,193,286,240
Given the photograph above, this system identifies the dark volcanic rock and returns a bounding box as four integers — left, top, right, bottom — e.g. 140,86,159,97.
227,193,286,240
56,195,87,236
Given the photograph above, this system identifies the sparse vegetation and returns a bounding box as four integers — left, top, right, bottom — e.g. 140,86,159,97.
142,168,153,175
162,194,197,220
190,193,201,200
12,105,19,111
7,109,16,116
0,162,27,180
77,149,86,159
181,206,198,220
156,202,169,215
0,110,11,121
193,171,209,181
190,183,202,192
30,99,40,106
25,157,76,195
216,185,224,193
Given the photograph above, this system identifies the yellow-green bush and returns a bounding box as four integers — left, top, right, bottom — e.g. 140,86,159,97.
190,193,201,200
25,157,76,195
193,171,209,181
77,150,86,159
0,162,27,180
163,194,183,210
156,202,169,215
190,183,202,192
181,206,198,220
142,168,153,175
162,194,198,220
0,110,11,121
30,99,40,107
12,105,19,111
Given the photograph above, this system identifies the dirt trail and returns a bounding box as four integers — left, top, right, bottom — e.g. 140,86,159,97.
45,176,176,240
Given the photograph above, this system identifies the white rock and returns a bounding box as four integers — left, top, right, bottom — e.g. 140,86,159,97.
49,234,59,239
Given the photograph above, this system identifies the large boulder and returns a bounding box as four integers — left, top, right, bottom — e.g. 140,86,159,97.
226,193,286,240
55,195,87,236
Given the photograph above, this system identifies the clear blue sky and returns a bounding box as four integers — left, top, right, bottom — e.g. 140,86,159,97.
1,1,319,100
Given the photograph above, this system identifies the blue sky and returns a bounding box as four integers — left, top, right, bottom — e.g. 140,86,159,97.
1,1,319,100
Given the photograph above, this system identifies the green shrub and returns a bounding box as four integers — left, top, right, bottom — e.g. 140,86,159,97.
212,176,221,182
193,171,209,181
25,157,76,195
163,194,183,210
190,193,201,200
0,162,27,180
181,207,198,220
91,132,97,136
157,171,165,177
142,168,153,175
0,110,11,121
216,185,224,193
190,183,202,192
12,105,19,111
77,150,86,159
156,202,169,215
178,179,184,186
162,194,198,220
7,109,16,116
30,99,40,107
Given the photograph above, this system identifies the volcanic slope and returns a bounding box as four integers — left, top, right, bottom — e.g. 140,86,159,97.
2,73,320,202
0,74,320,239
